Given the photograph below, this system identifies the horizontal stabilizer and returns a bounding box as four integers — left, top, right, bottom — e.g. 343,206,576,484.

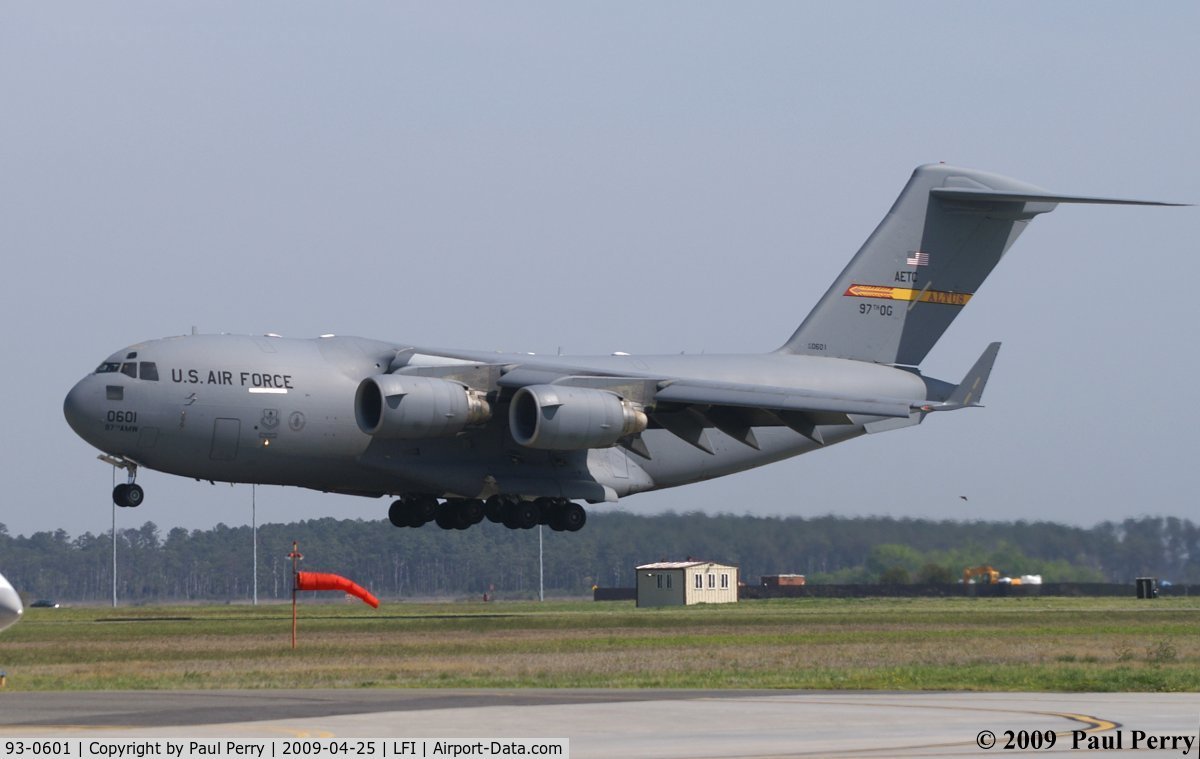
925,342,1002,413
949,341,1000,407
931,187,1187,207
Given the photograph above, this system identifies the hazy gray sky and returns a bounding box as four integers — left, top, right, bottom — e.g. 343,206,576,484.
3,3,1197,538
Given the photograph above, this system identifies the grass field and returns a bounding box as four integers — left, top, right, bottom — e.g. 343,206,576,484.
0,596,1196,692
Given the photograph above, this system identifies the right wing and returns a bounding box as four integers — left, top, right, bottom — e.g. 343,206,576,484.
392,350,924,455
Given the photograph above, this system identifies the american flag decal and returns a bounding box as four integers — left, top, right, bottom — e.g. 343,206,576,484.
906,250,930,267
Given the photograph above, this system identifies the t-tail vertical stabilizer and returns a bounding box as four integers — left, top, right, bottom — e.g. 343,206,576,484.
779,164,1181,367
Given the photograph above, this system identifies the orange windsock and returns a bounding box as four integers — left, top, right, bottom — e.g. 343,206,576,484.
295,571,380,608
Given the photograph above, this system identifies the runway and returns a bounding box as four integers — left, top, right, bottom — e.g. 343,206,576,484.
2,690,1199,758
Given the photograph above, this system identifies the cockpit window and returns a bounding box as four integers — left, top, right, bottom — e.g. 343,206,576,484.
96,360,159,380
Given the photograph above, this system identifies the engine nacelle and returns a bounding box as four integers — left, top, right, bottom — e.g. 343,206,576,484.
355,375,491,439
509,384,647,450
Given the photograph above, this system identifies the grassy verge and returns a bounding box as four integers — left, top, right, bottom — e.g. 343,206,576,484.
0,597,1196,691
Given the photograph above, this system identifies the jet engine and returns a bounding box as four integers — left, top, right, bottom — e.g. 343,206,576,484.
509,385,647,450
355,375,491,439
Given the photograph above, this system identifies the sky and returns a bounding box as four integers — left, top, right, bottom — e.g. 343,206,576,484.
2,3,1197,539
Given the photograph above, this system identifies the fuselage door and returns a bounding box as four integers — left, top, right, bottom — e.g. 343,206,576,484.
210,418,241,461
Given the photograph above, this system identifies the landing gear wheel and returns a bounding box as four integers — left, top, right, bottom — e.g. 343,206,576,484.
451,502,472,530
389,496,440,528
547,503,567,531
388,499,412,528
542,499,565,531
560,501,586,532
501,500,539,529
441,499,483,530
460,499,485,526
112,483,144,508
484,496,508,524
512,501,539,530
535,498,557,528
434,503,457,530
411,496,438,526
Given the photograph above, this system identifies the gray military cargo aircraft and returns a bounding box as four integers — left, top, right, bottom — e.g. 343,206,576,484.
63,164,1178,532
0,572,22,632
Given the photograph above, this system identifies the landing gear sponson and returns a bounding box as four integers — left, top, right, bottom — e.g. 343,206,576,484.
99,454,144,508
388,495,586,532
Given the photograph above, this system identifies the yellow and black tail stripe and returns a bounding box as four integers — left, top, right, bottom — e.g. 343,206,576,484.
844,283,973,306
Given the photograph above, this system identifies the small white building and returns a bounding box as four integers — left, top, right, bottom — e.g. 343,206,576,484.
636,560,739,607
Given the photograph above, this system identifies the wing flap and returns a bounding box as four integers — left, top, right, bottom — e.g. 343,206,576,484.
653,381,914,419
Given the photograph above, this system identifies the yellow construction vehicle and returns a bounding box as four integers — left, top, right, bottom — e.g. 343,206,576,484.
963,565,1000,585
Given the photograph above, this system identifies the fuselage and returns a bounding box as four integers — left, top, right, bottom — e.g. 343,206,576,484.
63,334,929,504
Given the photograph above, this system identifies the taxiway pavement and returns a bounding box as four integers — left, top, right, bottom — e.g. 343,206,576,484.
2,690,1198,758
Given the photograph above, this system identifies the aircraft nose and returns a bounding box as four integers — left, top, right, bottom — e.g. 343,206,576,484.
0,577,21,632
63,377,99,441
0,594,21,631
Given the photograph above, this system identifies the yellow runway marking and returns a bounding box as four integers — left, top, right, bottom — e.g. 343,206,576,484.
697,696,1120,758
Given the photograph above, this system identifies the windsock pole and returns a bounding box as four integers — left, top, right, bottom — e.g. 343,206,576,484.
286,540,378,649
288,541,303,649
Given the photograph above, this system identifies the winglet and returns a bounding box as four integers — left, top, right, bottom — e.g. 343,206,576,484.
947,342,1001,408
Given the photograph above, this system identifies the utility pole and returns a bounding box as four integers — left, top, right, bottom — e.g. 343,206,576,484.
252,484,258,606
111,465,117,608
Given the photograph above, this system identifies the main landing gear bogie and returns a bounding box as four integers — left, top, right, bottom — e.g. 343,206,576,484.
388,495,586,532
388,495,439,528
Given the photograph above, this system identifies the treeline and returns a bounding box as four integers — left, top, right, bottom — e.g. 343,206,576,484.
2,513,1198,603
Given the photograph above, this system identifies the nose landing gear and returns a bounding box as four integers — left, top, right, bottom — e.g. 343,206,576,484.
100,454,144,508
